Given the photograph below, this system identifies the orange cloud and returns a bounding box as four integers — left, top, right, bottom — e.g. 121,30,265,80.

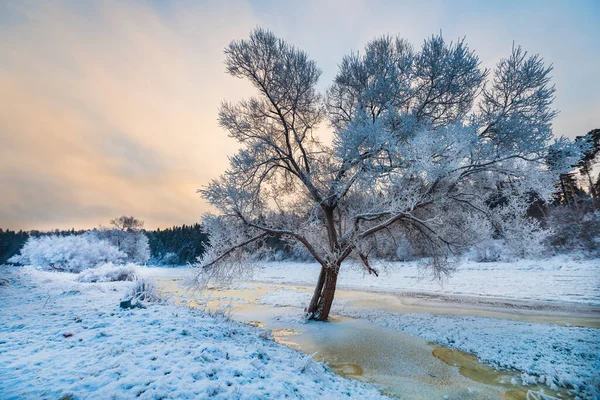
0,1,259,230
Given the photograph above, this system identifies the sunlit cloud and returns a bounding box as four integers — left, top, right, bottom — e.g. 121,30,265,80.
0,0,598,230
0,1,259,230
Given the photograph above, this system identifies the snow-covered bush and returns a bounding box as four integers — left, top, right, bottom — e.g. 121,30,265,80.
118,230,150,264
289,242,313,262
127,279,164,303
466,224,548,262
469,239,506,262
9,235,125,272
295,352,326,379
485,194,551,260
502,218,549,259
89,229,150,265
395,238,415,261
77,262,138,283
160,252,179,265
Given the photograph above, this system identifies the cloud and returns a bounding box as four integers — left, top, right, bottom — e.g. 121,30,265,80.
0,0,259,230
0,0,598,230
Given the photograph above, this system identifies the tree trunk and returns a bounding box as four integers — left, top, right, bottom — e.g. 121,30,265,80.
307,265,326,314
584,161,599,209
306,205,341,321
306,263,340,321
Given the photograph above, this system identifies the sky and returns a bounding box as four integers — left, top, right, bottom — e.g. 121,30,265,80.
0,0,598,231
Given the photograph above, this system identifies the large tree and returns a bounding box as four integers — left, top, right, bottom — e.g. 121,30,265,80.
197,29,580,321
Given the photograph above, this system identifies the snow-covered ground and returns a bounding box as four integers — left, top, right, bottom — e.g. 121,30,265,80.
248,256,600,305
141,256,600,305
0,266,388,400
258,288,600,399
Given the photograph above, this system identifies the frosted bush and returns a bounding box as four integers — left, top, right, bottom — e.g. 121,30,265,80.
470,239,505,262
295,352,326,379
77,262,138,283
9,235,125,272
88,229,150,265
270,250,287,262
489,196,551,260
395,238,415,261
290,243,313,262
503,218,549,259
160,252,179,265
127,279,164,303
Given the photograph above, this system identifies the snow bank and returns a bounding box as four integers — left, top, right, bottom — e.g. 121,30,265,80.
0,266,388,400
259,288,600,399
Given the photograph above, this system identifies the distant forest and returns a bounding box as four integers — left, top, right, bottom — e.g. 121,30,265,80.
0,224,209,266
145,224,208,265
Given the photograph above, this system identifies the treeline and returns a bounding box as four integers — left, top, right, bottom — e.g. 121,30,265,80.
146,223,209,265
1,224,209,266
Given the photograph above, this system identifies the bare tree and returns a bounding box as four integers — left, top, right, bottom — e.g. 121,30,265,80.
110,216,144,232
197,29,581,321
106,216,146,259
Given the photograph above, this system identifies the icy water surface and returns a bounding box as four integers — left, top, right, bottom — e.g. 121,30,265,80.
158,279,573,400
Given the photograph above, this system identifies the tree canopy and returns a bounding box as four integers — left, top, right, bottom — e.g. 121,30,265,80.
197,29,582,321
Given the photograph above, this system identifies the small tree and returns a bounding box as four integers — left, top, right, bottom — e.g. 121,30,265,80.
97,216,150,265
107,215,144,250
197,29,581,321
110,216,144,232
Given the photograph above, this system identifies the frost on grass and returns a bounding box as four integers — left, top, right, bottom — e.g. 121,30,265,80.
0,266,388,399
127,278,165,303
76,262,139,283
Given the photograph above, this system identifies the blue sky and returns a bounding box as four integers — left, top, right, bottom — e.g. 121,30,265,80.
0,0,598,230
246,0,600,137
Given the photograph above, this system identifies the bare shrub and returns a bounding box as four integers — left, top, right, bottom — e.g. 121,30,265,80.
77,263,138,283
127,279,164,303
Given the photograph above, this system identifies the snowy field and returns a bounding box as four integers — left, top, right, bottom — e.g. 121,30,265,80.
142,256,600,305
249,256,600,305
0,266,388,400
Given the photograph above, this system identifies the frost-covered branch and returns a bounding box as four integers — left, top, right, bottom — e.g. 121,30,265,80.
196,28,583,321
